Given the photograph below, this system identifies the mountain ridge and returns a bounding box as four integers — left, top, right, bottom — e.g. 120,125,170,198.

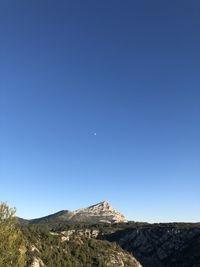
27,201,127,225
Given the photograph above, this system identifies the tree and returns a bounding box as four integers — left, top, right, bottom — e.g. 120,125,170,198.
0,202,26,267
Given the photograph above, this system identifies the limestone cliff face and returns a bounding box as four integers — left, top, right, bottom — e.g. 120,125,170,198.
70,201,127,224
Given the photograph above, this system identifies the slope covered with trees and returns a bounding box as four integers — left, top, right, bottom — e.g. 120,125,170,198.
23,224,141,267
0,202,26,267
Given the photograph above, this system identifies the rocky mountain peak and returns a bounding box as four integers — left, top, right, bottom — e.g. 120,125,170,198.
72,201,127,224
88,200,113,211
29,201,128,224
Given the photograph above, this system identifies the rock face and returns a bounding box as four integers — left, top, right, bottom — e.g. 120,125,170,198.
101,224,200,267
30,257,44,267
59,229,100,241
70,200,127,224
30,201,127,224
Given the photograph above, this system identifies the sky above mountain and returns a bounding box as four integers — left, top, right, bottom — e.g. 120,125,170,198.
1,1,200,222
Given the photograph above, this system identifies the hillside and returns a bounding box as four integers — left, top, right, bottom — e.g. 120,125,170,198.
23,224,141,267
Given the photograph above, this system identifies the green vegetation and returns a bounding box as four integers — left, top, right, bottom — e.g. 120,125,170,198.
0,202,26,267
0,202,139,267
22,224,137,267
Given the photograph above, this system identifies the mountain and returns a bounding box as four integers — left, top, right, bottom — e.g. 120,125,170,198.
69,200,127,224
29,201,127,224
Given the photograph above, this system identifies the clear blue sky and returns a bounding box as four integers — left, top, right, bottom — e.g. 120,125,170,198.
1,1,200,222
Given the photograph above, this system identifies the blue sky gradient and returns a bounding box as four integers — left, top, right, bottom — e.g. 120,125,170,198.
1,1,200,222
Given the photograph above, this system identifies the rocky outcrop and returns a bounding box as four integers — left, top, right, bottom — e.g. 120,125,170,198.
59,228,100,241
97,248,142,267
30,257,44,267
